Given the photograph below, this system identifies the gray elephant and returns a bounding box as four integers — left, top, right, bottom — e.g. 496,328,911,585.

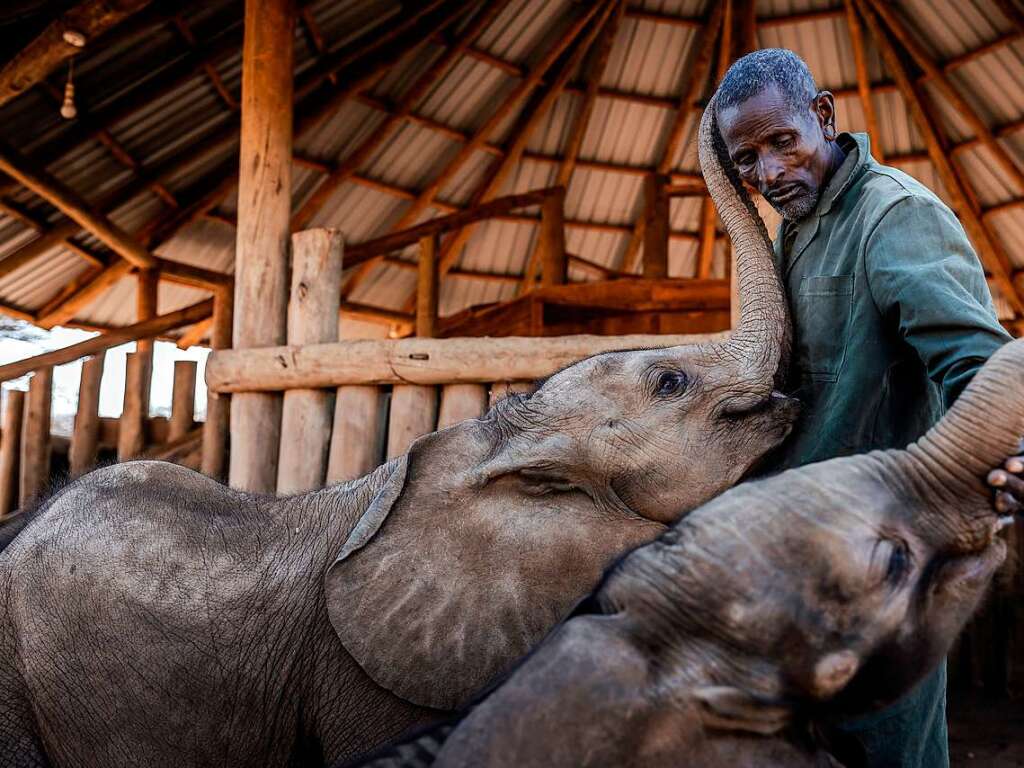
0,116,794,767
377,336,1024,768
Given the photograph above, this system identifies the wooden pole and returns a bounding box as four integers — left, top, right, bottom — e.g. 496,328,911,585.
416,234,440,338
844,0,884,162
642,173,670,278
539,187,568,286
20,367,51,505
201,288,233,479
69,354,104,476
130,267,158,438
696,198,717,278
277,228,343,494
0,390,24,515
386,385,438,459
168,360,197,442
326,386,388,482
437,383,489,429
0,298,211,384
117,352,146,461
229,0,295,493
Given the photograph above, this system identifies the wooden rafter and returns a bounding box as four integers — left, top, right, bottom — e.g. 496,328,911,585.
291,0,506,231
864,0,1024,194
0,0,153,109
854,0,1024,315
621,2,725,274
844,0,884,162
520,0,627,291
170,15,238,111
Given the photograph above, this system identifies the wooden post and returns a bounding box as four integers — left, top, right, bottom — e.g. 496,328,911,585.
168,360,197,442
118,352,146,460
697,198,717,278
0,390,24,514
386,385,438,459
844,0,883,161
70,354,104,476
20,367,51,505
229,0,296,492
642,173,670,278
539,187,568,286
437,383,488,429
202,288,233,480
327,386,388,482
277,228,343,493
416,234,439,338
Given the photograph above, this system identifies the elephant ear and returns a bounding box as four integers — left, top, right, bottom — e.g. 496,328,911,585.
324,419,663,711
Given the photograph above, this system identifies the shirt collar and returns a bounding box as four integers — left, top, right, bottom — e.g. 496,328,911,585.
808,131,871,218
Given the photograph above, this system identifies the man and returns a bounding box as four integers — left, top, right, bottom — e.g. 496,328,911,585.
713,48,1024,767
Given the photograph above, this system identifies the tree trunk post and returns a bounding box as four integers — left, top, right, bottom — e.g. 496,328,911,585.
118,352,146,460
202,287,233,480
326,385,388,483
0,390,24,514
20,367,51,506
642,172,669,278
70,354,104,476
416,233,440,338
539,187,568,286
168,360,197,442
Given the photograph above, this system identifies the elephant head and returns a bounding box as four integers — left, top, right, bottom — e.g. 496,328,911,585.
323,94,797,712
380,337,1024,767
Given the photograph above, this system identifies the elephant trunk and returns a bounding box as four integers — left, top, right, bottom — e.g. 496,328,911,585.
697,93,792,392
903,339,1024,542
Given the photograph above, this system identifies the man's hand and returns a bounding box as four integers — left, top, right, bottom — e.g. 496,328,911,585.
987,440,1024,516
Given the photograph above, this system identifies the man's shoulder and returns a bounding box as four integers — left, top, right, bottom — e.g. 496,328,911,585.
851,160,948,219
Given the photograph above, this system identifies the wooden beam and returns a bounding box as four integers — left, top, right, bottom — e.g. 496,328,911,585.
387,385,438,459
416,234,440,338
37,260,133,329
855,0,1024,315
756,7,844,27
176,317,213,349
117,352,147,460
228,0,295,494
642,173,670,278
624,7,700,28
0,298,213,383
864,0,1024,194
0,390,24,515
845,0,884,162
339,301,414,327
201,288,232,480
168,360,198,442
697,198,717,278
326,385,388,482
20,367,52,506
622,3,724,273
69,354,104,476
206,332,729,393
539,188,569,287
0,142,155,269
0,0,152,109
291,0,507,231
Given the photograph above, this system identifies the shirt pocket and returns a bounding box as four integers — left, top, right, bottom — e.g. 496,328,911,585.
794,274,855,383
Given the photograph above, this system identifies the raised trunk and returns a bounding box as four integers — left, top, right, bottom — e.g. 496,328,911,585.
697,94,791,390
907,338,1024,503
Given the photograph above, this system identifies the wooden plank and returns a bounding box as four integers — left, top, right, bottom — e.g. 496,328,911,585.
643,173,670,278
69,354,104,476
0,0,152,109
0,298,213,383
416,234,440,338
386,385,438,459
201,288,232,480
844,0,884,161
206,332,729,392
437,383,489,429
539,187,568,287
229,0,295,494
277,228,343,494
0,390,24,515
20,367,52,505
117,352,147,460
0,142,155,269
168,360,197,442
326,386,388,482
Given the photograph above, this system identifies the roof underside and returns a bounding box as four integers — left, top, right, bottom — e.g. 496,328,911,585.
0,0,1022,339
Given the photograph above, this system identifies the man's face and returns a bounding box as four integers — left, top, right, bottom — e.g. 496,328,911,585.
717,85,836,221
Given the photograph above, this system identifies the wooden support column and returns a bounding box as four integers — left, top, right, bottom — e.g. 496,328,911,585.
0,390,24,515
168,360,197,441
642,173,670,278
129,267,158,439
326,386,388,482
437,384,489,429
844,0,883,161
277,229,343,493
118,353,147,460
70,354,104,476
416,234,440,338
386,385,438,459
201,288,233,480
20,367,51,505
539,187,568,286
696,198,717,278
229,0,295,493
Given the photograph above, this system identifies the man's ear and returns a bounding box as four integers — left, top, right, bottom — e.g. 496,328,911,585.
693,686,792,735
813,90,837,134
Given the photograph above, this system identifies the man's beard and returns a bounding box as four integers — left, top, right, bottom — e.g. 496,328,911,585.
766,184,820,221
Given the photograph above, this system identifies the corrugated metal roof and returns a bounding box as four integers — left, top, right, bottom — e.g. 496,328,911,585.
0,0,1021,336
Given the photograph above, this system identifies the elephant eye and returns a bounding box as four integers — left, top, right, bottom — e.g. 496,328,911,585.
655,370,688,397
886,540,910,584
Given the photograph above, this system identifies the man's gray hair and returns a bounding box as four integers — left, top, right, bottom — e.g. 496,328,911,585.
714,48,818,115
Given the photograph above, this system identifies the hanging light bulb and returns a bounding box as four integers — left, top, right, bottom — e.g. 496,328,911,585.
60,61,76,120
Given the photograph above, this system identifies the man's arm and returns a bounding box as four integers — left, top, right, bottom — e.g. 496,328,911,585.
864,193,1022,513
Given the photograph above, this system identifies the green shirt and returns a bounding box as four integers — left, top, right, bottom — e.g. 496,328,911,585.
765,132,1011,472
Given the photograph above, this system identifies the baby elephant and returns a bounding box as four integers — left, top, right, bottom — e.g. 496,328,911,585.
360,338,1024,768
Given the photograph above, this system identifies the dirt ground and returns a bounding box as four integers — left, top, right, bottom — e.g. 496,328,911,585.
949,693,1024,766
